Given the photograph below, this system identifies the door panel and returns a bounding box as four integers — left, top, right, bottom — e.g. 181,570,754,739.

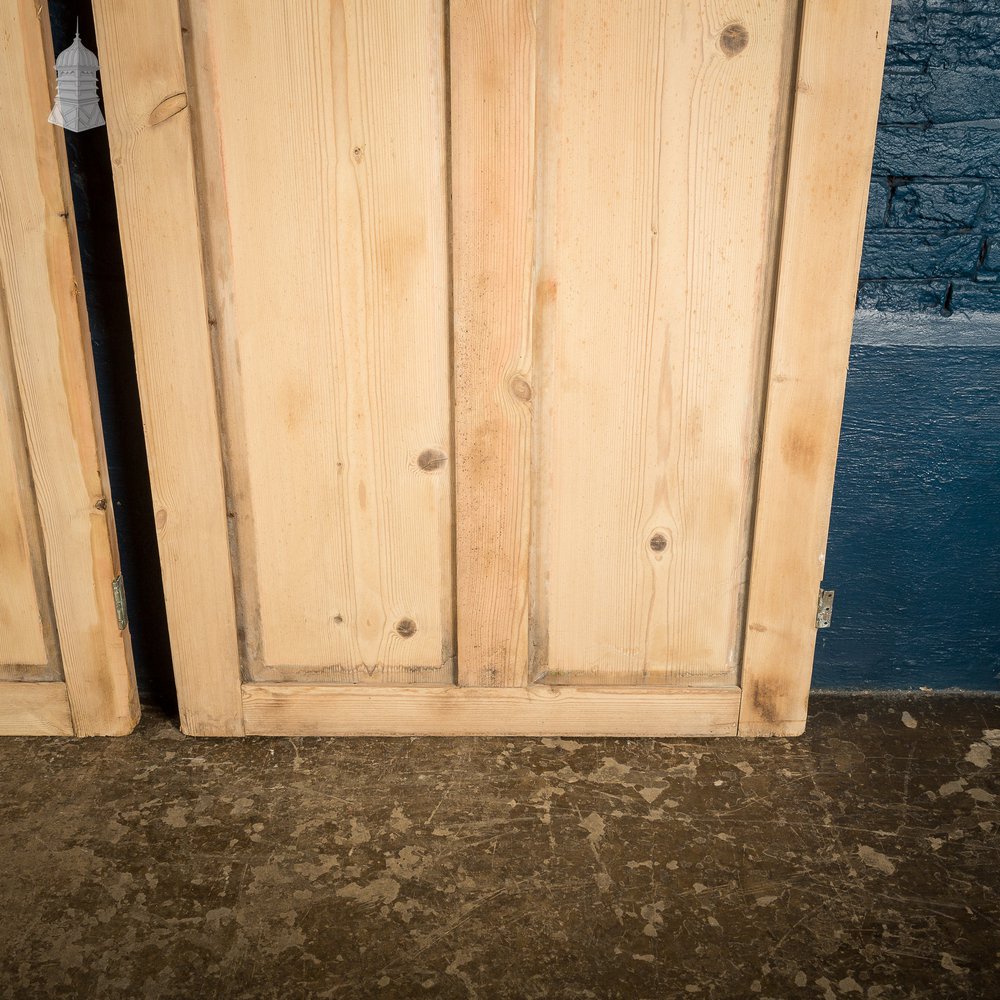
0,0,137,734
184,1,453,683
95,0,889,736
533,0,799,686
0,305,55,676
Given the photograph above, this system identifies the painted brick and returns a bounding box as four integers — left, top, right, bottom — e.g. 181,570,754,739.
979,181,1000,229
880,68,1000,123
885,16,929,50
883,49,929,75
927,0,1000,12
979,237,999,279
878,71,933,121
882,0,929,69
884,181,987,229
858,279,950,314
860,233,984,279
873,125,1000,179
857,278,1000,315
926,14,1000,66
866,182,890,230
978,182,1000,228
861,0,1000,311
939,279,1000,313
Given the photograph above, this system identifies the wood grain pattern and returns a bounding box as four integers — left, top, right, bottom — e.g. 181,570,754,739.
93,1,888,737
451,0,536,687
0,300,50,671
533,0,799,686
93,0,242,735
0,681,73,736
243,682,740,736
182,0,453,684
738,0,891,737
0,0,136,733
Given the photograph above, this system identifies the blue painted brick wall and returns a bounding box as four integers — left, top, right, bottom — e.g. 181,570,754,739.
860,0,1000,315
815,0,1000,691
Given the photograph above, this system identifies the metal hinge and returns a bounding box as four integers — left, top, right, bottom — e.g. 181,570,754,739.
815,588,835,629
112,575,128,631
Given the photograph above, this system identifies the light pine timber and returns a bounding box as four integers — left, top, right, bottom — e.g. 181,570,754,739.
0,0,136,733
452,0,536,687
182,0,454,683
738,0,891,737
243,683,740,737
92,1,889,737
532,0,800,686
0,682,73,736
93,0,242,735
0,287,50,673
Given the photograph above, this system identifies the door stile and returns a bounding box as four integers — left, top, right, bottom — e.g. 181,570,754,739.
93,0,243,735
737,0,891,736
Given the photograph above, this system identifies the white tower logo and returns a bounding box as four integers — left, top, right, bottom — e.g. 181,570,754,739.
48,21,105,133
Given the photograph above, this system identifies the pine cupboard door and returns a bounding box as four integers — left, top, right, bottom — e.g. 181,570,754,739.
93,0,889,737
0,0,137,736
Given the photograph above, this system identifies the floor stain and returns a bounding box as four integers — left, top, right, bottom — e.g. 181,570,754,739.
0,694,998,999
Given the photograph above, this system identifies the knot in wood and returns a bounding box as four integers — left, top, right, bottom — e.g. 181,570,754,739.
395,618,417,638
720,22,749,56
510,376,532,402
418,448,448,472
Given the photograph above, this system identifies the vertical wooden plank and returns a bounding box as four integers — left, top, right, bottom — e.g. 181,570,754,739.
451,0,536,687
93,0,243,734
43,5,139,705
182,1,453,683
533,0,799,685
738,0,891,736
0,0,136,733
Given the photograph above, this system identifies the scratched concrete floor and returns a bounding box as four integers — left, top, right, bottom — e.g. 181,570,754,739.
1,695,998,1000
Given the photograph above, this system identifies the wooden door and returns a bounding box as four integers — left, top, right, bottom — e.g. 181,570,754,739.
0,0,137,736
93,0,889,737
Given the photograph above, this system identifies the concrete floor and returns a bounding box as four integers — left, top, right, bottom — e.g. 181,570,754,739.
0,695,997,999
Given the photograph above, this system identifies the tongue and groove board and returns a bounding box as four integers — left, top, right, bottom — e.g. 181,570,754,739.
0,0,137,735
94,0,890,737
